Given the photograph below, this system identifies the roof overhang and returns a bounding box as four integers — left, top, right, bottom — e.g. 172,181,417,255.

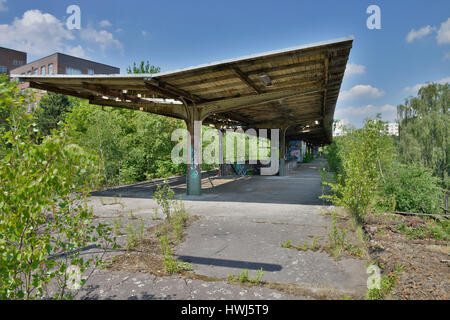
13,36,354,144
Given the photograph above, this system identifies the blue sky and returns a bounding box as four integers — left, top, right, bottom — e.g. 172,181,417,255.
0,0,449,126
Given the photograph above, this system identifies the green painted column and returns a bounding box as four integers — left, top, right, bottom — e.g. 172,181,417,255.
187,166,201,196
186,115,202,196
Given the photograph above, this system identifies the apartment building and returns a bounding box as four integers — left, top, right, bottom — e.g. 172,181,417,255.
10,52,120,76
5,51,119,110
385,122,399,136
0,47,27,75
333,120,347,137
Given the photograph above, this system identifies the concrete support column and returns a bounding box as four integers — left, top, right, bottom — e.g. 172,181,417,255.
279,125,288,177
185,109,202,196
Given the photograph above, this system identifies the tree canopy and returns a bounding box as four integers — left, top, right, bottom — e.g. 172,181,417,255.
397,83,449,189
34,92,72,136
126,61,160,74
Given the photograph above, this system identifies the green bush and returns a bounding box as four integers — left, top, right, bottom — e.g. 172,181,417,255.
0,77,118,299
380,163,443,214
323,140,342,173
321,116,395,218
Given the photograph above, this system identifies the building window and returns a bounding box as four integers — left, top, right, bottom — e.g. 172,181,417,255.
27,71,32,75
87,68,94,75
48,64,54,75
33,69,39,75
41,66,46,75
0,66,7,74
65,67,82,75
13,60,25,66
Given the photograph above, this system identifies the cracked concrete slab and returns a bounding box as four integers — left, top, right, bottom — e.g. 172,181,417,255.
79,270,307,300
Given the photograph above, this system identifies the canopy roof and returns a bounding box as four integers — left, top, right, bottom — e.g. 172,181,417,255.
13,36,354,144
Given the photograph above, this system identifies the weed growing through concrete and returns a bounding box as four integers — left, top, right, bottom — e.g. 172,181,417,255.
113,218,123,235
282,236,323,252
252,269,265,284
125,218,146,250
326,211,364,259
281,240,292,248
159,234,192,274
138,217,145,239
153,185,193,274
129,209,138,220
100,196,125,208
125,222,138,250
228,269,264,284
238,269,249,282
151,207,161,221
153,183,175,219
328,211,348,258
298,236,321,252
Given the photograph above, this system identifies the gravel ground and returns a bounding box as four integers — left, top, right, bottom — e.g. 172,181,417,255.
365,214,449,300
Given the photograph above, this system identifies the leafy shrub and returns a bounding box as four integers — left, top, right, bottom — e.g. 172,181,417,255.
323,140,342,173
153,183,175,219
321,116,395,218
380,163,443,214
0,77,117,299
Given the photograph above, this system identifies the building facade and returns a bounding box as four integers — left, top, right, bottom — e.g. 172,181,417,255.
10,52,119,76
0,47,27,75
385,122,399,136
333,120,347,137
7,51,119,110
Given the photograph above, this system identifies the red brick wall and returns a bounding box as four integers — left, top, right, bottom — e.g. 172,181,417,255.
0,47,27,75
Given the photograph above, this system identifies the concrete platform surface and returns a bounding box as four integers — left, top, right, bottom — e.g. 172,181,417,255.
81,158,368,300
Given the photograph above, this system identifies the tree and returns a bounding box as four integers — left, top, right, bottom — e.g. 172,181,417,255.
63,60,188,186
66,98,186,186
126,61,160,74
34,92,72,136
397,83,449,188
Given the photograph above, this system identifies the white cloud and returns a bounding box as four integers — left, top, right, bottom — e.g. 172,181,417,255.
65,45,85,58
80,28,122,52
406,25,435,43
99,20,112,28
345,63,366,75
404,77,450,94
336,104,397,122
337,118,351,126
339,85,385,101
141,30,149,37
437,17,450,45
0,9,83,56
0,0,7,12
116,28,123,33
